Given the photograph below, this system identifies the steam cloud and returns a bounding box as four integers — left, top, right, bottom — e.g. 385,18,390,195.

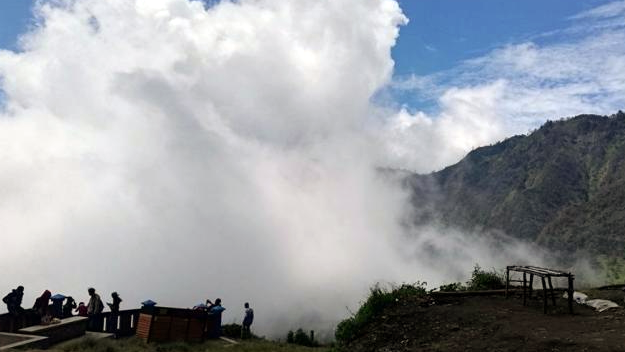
0,0,546,338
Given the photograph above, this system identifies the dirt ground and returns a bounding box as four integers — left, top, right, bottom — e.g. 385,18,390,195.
345,288,625,352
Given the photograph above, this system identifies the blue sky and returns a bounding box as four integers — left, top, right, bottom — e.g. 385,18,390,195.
0,0,33,51
393,0,611,76
0,0,613,77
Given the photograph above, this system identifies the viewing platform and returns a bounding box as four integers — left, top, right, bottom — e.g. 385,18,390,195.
18,316,88,346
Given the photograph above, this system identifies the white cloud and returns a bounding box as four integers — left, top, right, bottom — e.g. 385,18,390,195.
1,0,614,338
377,81,507,172
385,1,625,172
0,0,415,337
570,0,625,20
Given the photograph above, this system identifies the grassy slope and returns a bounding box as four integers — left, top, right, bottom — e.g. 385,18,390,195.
30,337,329,352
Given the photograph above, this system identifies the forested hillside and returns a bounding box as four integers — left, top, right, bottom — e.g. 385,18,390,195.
406,111,625,256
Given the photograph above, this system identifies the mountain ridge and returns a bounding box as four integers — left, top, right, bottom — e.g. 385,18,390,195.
405,111,625,257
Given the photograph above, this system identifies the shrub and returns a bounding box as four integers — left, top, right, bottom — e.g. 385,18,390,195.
334,282,426,345
286,330,294,344
438,282,466,292
286,328,317,347
467,264,504,290
221,323,258,339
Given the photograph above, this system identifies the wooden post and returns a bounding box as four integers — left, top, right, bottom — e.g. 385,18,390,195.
523,272,527,306
548,276,556,306
568,275,574,314
541,277,547,314
528,274,534,299
505,267,510,298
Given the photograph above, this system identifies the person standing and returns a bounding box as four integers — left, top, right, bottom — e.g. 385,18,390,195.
3,286,24,315
206,298,222,311
50,294,66,319
87,288,104,331
241,302,254,339
87,288,103,315
106,292,122,335
32,290,52,324
206,298,225,338
3,286,25,332
107,292,122,314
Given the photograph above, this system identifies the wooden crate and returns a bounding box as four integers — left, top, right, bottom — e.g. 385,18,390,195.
135,307,207,343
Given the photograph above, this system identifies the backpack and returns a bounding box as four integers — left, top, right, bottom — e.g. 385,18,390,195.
2,293,11,304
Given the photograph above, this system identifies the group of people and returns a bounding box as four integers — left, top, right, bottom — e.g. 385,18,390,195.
193,297,227,338
192,298,254,339
3,285,122,326
4,286,253,339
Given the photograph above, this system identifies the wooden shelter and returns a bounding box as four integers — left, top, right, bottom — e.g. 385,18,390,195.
505,265,574,313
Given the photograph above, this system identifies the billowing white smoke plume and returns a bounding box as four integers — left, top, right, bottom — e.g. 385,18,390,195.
0,0,544,337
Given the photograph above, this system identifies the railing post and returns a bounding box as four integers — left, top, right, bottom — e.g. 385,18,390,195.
522,272,527,306
568,275,574,314
548,276,556,306
541,277,547,314
505,267,510,298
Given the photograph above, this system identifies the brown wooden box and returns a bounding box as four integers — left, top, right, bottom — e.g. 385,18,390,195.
135,307,208,343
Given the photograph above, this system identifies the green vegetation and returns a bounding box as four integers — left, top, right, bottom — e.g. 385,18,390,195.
48,336,328,352
467,265,505,290
597,255,625,284
407,112,625,258
438,265,505,292
286,328,318,347
438,282,466,292
334,282,426,345
221,323,259,340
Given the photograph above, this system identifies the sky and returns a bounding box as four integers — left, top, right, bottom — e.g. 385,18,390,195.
394,0,608,75
0,0,624,339
0,1,615,77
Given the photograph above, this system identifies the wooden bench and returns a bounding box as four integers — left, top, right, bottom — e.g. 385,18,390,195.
18,316,88,346
505,265,574,313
